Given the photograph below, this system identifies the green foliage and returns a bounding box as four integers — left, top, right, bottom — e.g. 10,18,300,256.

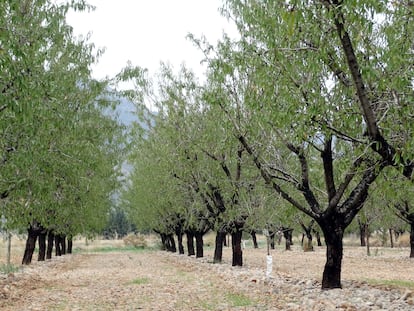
0,0,125,237
103,208,135,239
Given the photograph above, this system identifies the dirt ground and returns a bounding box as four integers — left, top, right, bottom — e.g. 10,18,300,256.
0,235,413,310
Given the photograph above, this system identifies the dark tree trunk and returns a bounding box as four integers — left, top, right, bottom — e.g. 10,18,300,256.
358,220,367,247
159,233,167,250
315,230,323,246
22,226,41,265
61,235,67,255
231,228,243,266
195,231,204,258
186,231,195,256
389,228,394,248
67,236,73,254
176,232,184,254
277,231,283,245
320,222,344,289
283,228,293,251
214,230,226,263
366,226,371,256
300,222,314,251
269,231,276,249
168,234,177,252
251,230,259,248
47,231,54,259
410,222,414,258
55,235,62,256
38,230,47,261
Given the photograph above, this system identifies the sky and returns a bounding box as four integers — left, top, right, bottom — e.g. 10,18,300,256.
66,0,238,81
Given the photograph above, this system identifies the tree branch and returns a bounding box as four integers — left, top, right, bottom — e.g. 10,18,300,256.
286,143,321,214
326,0,414,178
321,136,336,202
238,134,317,218
328,156,363,210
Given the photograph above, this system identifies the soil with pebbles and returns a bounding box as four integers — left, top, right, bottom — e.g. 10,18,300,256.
1,244,414,310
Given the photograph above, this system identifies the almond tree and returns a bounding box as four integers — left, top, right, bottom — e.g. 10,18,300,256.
196,0,414,289
1,0,124,264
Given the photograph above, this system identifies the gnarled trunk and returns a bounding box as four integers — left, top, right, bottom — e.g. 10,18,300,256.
231,228,243,266
177,232,184,254
320,222,344,289
186,231,195,256
315,230,322,246
67,236,73,254
60,235,67,255
358,220,367,247
22,225,41,265
47,231,54,259
38,229,47,261
167,234,176,252
195,231,204,258
55,235,62,256
251,230,259,248
282,228,293,251
214,230,226,263
269,231,276,249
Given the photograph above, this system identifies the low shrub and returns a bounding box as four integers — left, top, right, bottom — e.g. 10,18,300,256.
397,233,410,247
123,233,148,249
0,264,20,274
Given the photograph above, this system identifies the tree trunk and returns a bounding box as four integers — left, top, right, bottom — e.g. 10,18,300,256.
251,230,259,248
223,234,228,247
22,226,39,265
177,232,184,254
38,230,47,261
6,232,11,266
167,234,176,252
47,231,54,259
186,231,195,256
282,228,293,251
231,229,243,266
213,230,226,263
67,236,73,254
195,231,204,258
61,235,67,255
410,222,414,258
366,226,371,256
315,230,323,246
320,223,344,289
55,235,62,256
269,231,276,249
359,221,367,247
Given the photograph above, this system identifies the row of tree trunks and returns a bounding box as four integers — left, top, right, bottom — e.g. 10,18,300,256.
22,224,69,265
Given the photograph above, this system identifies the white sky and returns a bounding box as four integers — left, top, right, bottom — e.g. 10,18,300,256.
66,0,237,81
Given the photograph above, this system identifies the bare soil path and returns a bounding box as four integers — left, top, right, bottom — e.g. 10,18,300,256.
1,243,414,310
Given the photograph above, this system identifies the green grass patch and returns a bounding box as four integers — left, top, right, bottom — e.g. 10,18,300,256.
0,263,20,274
365,279,414,289
226,293,253,307
130,277,150,285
